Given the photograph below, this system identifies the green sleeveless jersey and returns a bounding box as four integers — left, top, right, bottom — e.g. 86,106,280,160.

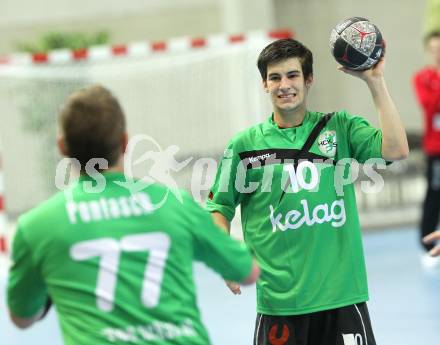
206,110,385,315
8,172,253,345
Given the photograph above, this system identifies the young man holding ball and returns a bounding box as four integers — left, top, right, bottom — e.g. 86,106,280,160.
207,38,408,345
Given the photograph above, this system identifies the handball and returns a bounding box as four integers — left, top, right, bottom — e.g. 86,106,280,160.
329,17,385,70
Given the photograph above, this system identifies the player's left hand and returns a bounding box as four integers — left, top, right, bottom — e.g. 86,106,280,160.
337,56,385,82
225,280,242,295
423,230,440,257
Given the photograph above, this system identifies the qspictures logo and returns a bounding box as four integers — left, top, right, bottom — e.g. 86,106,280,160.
54,135,405,212
117,134,192,207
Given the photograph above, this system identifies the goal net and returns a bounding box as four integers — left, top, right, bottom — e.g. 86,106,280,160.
0,31,288,218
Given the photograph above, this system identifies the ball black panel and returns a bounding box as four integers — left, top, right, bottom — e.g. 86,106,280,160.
346,45,368,66
372,27,384,59
332,37,349,60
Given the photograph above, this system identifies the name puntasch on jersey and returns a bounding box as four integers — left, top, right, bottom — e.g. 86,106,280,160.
65,192,154,224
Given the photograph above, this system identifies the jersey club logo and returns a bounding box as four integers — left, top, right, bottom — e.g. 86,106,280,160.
317,130,337,157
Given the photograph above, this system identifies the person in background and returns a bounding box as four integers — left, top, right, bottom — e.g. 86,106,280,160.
413,31,440,271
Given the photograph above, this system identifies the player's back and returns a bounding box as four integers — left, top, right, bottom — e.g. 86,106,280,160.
13,172,230,345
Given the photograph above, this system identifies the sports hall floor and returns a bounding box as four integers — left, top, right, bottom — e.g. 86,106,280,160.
1,226,439,345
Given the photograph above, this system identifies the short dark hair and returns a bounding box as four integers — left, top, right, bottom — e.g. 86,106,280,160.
257,38,313,81
424,31,440,46
59,85,126,169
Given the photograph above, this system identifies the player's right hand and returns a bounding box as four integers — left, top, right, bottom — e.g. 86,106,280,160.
423,230,440,256
338,56,386,82
225,280,242,295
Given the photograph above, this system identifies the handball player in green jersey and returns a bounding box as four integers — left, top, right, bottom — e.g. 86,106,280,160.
7,85,260,345
206,39,409,344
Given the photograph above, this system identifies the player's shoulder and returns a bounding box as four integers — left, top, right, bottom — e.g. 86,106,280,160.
307,110,338,122
310,109,355,124
228,118,268,148
316,109,372,130
154,187,210,229
331,109,365,122
147,183,200,212
18,191,67,230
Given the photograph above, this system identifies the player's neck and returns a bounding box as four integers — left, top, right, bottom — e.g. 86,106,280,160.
79,166,124,176
105,166,124,173
107,159,124,174
273,109,307,128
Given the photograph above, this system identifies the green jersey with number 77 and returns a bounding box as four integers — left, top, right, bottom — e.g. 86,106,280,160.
7,172,256,345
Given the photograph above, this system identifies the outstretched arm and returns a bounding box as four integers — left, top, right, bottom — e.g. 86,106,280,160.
211,211,248,295
338,57,409,161
212,211,231,234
